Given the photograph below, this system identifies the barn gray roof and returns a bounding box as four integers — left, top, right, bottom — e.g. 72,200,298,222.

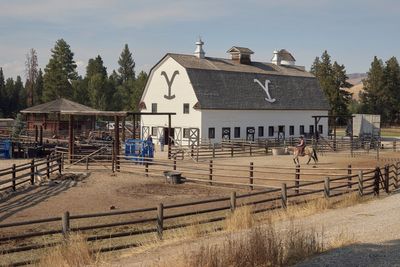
166,54,330,110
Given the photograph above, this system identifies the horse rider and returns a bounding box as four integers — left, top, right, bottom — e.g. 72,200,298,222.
297,136,306,156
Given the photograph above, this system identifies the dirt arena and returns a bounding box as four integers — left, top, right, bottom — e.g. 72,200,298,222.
0,150,399,225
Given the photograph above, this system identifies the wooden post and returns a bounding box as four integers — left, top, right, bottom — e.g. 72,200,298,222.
145,162,149,177
393,141,397,152
168,114,171,159
374,167,380,196
249,144,252,156
30,159,35,185
324,177,330,198
68,115,74,163
231,146,234,157
173,156,177,171
121,117,126,143
347,164,352,189
358,170,364,196
281,183,287,209
249,162,254,190
209,160,213,185
12,164,16,191
230,192,236,212
34,125,38,143
295,165,300,194
62,211,70,237
46,155,50,178
85,157,89,170
212,143,215,158
111,141,115,173
39,126,43,146
114,116,120,172
384,164,389,193
58,156,62,174
377,139,380,160
157,203,164,239
190,146,194,158
196,145,199,162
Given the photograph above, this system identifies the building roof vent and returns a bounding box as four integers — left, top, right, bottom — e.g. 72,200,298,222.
227,46,254,65
194,38,205,59
271,49,296,66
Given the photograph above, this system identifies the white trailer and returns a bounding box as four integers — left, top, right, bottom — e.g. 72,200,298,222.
352,114,381,138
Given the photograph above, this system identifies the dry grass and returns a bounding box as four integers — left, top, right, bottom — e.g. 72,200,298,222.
35,233,100,267
225,205,254,232
173,222,324,267
329,228,357,249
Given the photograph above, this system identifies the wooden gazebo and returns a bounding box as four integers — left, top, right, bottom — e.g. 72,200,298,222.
21,98,127,161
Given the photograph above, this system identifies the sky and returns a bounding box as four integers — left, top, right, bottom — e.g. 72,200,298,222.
0,0,399,79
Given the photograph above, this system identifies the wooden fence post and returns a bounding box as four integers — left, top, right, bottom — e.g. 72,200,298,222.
231,146,234,157
173,156,177,171
230,192,236,212
209,160,213,185
374,167,380,196
249,144,252,156
249,162,254,190
212,143,216,158
347,164,352,189
145,162,149,177
85,157,89,170
157,203,164,239
62,211,70,237
12,164,16,191
324,177,330,198
281,183,287,209
384,164,389,193
30,159,35,185
58,156,62,174
393,141,397,152
358,170,364,196
295,165,300,195
46,155,50,178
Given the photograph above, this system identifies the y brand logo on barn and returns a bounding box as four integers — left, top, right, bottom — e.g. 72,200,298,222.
254,79,276,103
161,70,179,100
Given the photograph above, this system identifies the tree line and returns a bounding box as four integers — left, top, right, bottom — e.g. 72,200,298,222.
311,51,400,124
0,39,147,118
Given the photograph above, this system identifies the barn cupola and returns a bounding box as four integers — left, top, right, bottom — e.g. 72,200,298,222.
271,49,296,66
194,38,205,59
227,46,254,65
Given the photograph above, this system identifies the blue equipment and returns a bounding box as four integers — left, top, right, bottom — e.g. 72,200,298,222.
125,139,154,163
0,139,12,159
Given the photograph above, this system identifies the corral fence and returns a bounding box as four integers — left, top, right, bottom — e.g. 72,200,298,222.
0,156,399,265
0,155,62,193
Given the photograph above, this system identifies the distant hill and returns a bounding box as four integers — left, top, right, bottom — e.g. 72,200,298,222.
345,73,367,100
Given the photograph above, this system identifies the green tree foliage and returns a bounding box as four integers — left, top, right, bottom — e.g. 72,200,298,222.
118,44,135,82
12,113,25,138
0,68,5,116
131,71,148,111
383,57,400,122
34,69,44,105
311,51,352,118
43,39,78,101
2,77,26,117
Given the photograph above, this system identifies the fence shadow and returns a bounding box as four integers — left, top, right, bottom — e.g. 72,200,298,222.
296,239,400,267
0,173,90,222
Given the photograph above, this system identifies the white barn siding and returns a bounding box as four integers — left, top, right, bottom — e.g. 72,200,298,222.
201,110,329,143
141,57,201,141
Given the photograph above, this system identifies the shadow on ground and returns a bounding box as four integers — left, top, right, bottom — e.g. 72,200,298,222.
296,239,400,267
0,173,89,222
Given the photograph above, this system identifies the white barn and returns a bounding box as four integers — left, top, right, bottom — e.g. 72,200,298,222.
140,40,329,145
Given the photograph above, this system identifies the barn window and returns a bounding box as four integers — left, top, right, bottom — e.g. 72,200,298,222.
289,126,294,136
208,128,215,139
258,126,264,137
151,127,157,136
318,125,323,134
309,125,314,134
300,125,305,135
151,103,157,113
183,103,190,114
183,128,190,138
268,126,274,137
234,127,240,138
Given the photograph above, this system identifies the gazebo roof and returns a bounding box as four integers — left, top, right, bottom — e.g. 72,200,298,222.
20,98,126,116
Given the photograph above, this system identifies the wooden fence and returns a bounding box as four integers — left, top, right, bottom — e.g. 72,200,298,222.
0,156,398,265
0,155,62,193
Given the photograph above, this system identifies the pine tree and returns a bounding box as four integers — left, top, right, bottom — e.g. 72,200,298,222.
25,48,39,107
130,71,148,111
310,50,351,119
118,44,135,82
86,55,107,79
0,68,5,116
43,39,78,101
383,57,400,123
34,69,44,105
360,56,385,115
15,76,26,112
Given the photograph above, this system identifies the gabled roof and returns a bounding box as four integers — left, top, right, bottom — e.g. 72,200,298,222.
165,54,329,111
20,98,126,116
227,46,254,55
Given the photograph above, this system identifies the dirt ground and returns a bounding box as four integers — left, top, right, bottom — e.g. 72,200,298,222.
0,149,399,226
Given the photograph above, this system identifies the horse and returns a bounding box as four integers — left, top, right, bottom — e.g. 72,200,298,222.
287,146,318,165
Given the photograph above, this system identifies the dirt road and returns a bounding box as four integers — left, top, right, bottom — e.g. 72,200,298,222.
109,191,400,267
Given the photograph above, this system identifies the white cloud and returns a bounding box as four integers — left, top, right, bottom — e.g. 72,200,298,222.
2,61,25,79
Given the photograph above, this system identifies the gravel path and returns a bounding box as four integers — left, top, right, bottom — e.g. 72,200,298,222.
109,192,400,267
